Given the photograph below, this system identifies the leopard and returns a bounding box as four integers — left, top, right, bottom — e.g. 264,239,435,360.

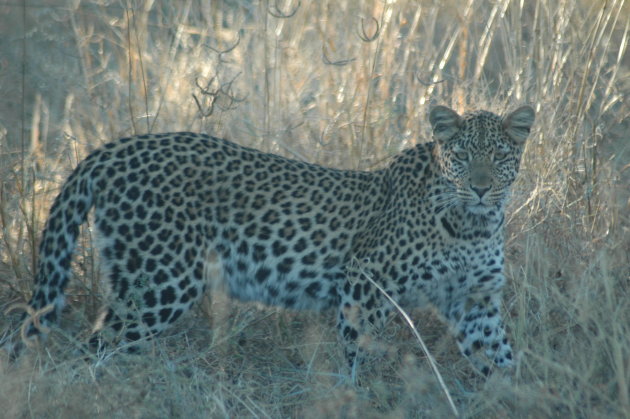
8,105,534,375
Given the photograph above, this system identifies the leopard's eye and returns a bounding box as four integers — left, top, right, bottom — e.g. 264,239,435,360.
454,151,468,161
494,150,508,161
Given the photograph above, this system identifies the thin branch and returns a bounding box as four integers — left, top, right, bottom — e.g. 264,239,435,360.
358,17,380,42
268,0,300,18
217,72,248,110
322,45,356,66
5,303,55,348
205,34,241,63
125,8,137,134
415,72,446,86
193,73,247,117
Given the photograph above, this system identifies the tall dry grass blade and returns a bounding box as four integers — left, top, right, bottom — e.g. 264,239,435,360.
354,258,459,418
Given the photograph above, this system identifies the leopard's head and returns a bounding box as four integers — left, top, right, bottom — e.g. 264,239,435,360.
430,105,535,215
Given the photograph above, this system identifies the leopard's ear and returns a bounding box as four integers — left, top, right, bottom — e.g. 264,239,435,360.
430,106,462,143
502,106,535,145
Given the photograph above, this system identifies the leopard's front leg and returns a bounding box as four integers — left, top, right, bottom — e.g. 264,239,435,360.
446,292,513,375
336,267,390,370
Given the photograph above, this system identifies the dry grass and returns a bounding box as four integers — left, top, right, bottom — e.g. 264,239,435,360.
1,0,629,417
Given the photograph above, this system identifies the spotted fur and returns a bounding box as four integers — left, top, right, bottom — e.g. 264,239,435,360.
18,105,534,374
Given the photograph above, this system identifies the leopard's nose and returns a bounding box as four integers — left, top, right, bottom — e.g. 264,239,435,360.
471,186,491,198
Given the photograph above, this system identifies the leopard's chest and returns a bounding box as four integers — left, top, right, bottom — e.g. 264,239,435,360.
392,225,505,308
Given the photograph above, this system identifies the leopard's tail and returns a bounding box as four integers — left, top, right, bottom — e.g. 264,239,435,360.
22,155,99,341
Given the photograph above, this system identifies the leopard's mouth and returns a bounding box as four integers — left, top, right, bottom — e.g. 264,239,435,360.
465,200,497,215
467,203,490,213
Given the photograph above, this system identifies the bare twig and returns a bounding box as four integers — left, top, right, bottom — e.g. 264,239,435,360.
322,45,356,66
5,303,55,348
268,0,300,18
193,72,247,117
130,9,150,133
125,8,137,134
358,17,380,42
205,34,241,63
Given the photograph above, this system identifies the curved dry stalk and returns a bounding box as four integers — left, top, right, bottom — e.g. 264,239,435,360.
268,0,300,18
205,33,241,63
5,303,54,348
353,259,459,417
358,17,380,42
322,45,356,66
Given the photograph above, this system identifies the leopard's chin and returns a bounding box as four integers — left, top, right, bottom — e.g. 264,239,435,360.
465,202,500,216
